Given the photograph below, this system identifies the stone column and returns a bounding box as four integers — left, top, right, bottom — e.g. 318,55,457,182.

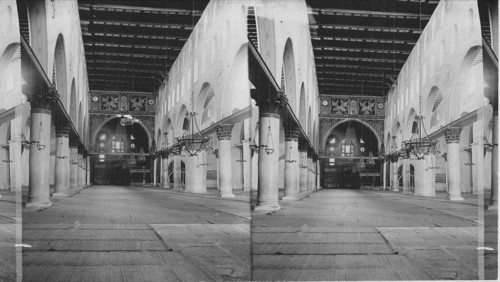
86,157,91,187
160,157,166,188
414,154,436,197
9,117,22,192
255,104,281,211
69,143,78,190
488,105,498,209
307,155,314,191
283,125,299,200
298,141,308,192
173,152,182,190
391,157,399,192
185,149,206,194
242,139,251,192
402,155,411,194
445,127,463,201
316,159,321,190
54,122,70,196
471,120,485,194
217,124,235,197
77,152,84,189
26,90,54,208
153,158,157,186
382,161,387,190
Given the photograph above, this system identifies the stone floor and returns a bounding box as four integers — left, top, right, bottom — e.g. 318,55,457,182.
0,191,17,282
252,189,498,281
22,185,250,281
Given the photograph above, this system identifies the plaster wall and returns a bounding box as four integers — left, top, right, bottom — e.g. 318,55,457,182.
253,0,320,148
25,0,90,145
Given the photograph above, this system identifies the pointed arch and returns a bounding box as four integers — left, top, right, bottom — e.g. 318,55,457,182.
69,78,77,126
283,38,296,112
299,83,306,128
54,34,68,108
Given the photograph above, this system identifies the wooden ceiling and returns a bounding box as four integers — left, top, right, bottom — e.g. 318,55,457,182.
78,0,209,93
306,0,439,96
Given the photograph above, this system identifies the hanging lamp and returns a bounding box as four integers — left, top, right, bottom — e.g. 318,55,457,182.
401,2,437,160
176,2,210,156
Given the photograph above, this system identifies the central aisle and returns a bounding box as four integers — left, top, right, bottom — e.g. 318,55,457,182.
22,185,250,281
252,189,489,281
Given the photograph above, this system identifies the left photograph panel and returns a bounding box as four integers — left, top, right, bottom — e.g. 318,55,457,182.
0,0,22,281
16,0,251,281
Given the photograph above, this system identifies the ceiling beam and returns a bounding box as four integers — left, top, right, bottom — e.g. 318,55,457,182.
79,4,203,16
310,7,432,20
87,59,167,68
86,51,172,59
313,46,410,55
82,31,187,42
311,36,416,45
81,20,194,30
84,42,182,51
311,23,422,33
316,55,406,63
317,71,386,78
315,64,401,72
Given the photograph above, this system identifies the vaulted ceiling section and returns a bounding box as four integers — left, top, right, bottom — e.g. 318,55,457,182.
307,0,439,96
78,0,209,93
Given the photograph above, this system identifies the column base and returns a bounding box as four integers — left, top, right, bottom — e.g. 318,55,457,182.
448,195,464,201
282,194,299,201
392,188,400,192
487,200,498,210
53,191,70,197
219,193,235,198
26,199,52,208
402,190,412,195
414,192,436,197
254,202,281,212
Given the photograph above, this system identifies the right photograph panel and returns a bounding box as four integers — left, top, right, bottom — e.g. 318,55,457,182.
249,0,498,280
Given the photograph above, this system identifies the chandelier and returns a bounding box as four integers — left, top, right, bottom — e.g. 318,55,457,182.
119,114,139,126
178,112,210,156
402,115,437,160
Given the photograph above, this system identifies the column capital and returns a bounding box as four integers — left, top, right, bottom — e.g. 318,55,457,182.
30,86,59,113
257,91,287,118
298,139,309,152
69,137,79,148
216,124,233,140
444,127,462,143
284,124,299,141
55,120,70,137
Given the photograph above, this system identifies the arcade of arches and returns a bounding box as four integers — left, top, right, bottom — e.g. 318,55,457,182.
0,0,493,207
0,0,498,280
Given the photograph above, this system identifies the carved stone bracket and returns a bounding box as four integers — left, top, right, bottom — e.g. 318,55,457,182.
30,86,59,112
284,121,299,141
257,91,288,117
55,121,70,137
216,124,233,140
444,127,462,143
298,139,309,152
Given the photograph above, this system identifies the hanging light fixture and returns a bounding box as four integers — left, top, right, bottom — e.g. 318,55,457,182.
401,2,438,160
285,144,296,163
367,151,375,165
176,3,210,157
35,121,46,151
260,123,275,155
137,147,147,162
402,115,437,160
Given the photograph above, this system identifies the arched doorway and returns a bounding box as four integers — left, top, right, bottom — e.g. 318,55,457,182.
92,117,150,185
322,120,380,189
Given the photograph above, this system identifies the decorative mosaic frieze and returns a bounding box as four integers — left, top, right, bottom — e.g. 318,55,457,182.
90,91,156,114
319,95,385,118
